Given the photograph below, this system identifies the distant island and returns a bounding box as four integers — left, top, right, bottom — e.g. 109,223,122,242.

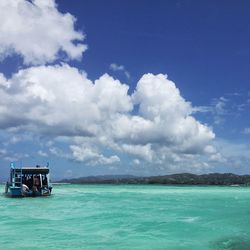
59,173,250,186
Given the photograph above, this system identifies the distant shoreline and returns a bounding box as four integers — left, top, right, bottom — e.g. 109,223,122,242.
1,173,250,186
58,173,250,186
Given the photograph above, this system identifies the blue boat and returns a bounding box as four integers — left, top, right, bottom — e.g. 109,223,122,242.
5,163,52,197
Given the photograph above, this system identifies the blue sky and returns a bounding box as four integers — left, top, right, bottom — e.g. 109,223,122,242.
0,0,250,180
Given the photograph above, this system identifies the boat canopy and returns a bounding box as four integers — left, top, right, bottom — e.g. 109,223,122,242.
13,167,49,174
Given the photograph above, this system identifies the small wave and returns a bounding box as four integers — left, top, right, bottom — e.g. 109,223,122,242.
179,216,200,223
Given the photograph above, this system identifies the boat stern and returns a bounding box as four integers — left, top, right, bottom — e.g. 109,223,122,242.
7,186,23,197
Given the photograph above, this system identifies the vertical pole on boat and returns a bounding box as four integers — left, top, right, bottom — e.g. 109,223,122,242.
47,173,50,186
11,162,15,187
39,174,42,189
46,162,50,187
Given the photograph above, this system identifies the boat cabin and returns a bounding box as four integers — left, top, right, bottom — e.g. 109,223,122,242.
5,163,52,197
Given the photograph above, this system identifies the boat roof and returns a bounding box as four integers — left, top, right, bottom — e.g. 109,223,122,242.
12,167,49,174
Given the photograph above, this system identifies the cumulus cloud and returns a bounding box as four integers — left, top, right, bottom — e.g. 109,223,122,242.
0,64,132,136
130,74,215,154
121,144,154,162
109,73,215,157
0,0,216,171
0,0,87,65
70,144,120,166
0,64,216,169
0,73,8,87
133,74,192,118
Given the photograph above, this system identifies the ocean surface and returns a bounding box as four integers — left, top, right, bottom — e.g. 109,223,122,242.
1,184,250,250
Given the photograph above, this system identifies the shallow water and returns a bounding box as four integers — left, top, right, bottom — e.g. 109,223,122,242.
0,184,250,249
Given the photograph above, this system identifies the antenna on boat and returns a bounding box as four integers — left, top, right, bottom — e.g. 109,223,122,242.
46,162,49,167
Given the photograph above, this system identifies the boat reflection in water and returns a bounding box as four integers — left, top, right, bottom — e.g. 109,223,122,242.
5,163,52,197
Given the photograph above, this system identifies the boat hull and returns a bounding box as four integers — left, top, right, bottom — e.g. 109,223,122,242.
6,187,22,198
5,185,52,198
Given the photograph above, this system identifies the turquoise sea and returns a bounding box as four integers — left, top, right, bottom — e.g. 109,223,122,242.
1,184,250,250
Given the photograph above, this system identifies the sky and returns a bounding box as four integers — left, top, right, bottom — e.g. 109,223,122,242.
0,0,250,180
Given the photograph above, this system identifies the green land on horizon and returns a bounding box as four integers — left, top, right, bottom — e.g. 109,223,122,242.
59,172,250,186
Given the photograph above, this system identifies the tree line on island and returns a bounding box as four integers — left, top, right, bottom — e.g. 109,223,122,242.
59,173,250,185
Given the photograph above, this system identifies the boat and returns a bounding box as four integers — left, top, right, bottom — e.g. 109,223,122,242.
5,163,52,197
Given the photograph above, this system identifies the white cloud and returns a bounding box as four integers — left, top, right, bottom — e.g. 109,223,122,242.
193,96,229,124
37,150,48,157
0,64,132,135
109,73,215,157
210,97,228,124
131,74,215,153
214,97,228,114
133,74,192,119
0,0,233,174
204,145,217,154
0,0,87,65
0,64,216,170
192,106,212,113
110,63,130,79
2,151,30,162
49,146,62,155
133,159,140,165
92,73,132,114
209,152,225,162
70,144,120,166
0,73,8,87
121,144,154,162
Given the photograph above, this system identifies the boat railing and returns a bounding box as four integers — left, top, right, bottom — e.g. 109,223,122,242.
10,162,22,187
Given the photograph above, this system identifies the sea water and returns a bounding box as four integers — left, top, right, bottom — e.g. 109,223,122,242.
0,184,250,250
